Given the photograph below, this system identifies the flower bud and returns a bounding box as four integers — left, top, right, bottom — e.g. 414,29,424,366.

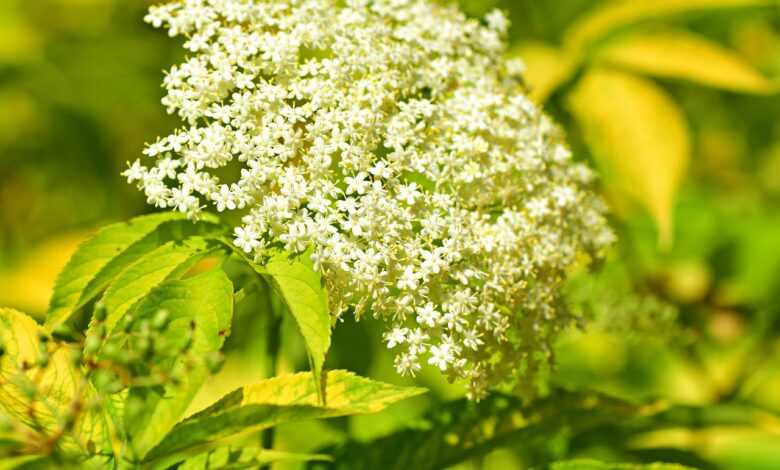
204,352,225,374
151,309,170,330
93,302,108,322
83,333,102,357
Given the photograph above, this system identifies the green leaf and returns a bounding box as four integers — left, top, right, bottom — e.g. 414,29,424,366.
143,370,425,469
254,249,331,403
76,217,225,321
512,41,578,103
0,309,108,456
99,237,226,332
565,0,775,50
551,459,694,470
46,213,186,329
566,67,690,245
597,31,777,93
123,269,234,460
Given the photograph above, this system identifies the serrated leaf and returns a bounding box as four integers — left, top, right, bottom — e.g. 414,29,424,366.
76,217,225,320
597,31,777,93
123,269,234,460
551,459,694,470
143,370,425,469
567,67,690,245
513,41,578,103
99,237,226,332
565,0,775,50
253,249,331,404
0,309,108,456
46,213,186,329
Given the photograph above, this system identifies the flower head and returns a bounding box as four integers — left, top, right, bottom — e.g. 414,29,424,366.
129,0,613,399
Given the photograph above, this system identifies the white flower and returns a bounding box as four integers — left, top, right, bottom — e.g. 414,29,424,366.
416,303,440,327
552,185,577,207
485,9,509,34
396,183,421,205
395,352,421,377
397,266,420,291
407,328,429,355
133,0,613,399
123,161,146,183
234,226,261,254
171,187,198,214
345,172,370,195
212,185,237,212
462,329,484,351
384,327,409,349
428,343,456,371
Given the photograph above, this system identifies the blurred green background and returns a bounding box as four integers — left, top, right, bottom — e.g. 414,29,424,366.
1,1,780,469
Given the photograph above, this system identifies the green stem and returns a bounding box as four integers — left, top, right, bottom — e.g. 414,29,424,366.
260,278,283,468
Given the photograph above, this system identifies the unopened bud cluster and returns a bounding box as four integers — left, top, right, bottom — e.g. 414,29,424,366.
86,304,225,394
128,0,614,398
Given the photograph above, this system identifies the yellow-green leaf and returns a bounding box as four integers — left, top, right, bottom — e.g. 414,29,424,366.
239,369,424,413
0,309,108,456
565,0,775,50
567,68,690,244
512,41,578,103
143,370,425,469
597,31,777,93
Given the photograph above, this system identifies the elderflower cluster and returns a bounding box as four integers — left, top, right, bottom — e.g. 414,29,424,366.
127,0,613,398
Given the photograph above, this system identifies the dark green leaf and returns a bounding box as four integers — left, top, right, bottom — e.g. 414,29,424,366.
317,391,640,470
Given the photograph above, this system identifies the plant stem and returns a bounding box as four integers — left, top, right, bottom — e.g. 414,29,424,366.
261,278,283,467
